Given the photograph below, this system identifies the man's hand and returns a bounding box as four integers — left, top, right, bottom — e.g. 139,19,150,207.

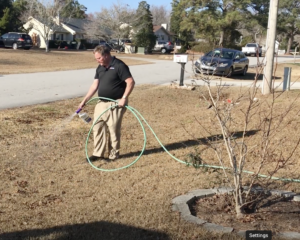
78,101,85,110
118,98,127,107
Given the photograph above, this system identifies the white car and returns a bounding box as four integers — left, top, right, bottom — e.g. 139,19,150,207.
242,43,262,57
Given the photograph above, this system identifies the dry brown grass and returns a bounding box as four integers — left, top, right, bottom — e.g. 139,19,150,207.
1,84,300,240
0,49,153,74
1,49,300,239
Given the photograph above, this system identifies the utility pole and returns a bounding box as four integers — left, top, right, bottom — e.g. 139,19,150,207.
262,0,279,95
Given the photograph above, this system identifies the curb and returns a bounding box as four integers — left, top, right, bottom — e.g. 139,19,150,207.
171,188,300,239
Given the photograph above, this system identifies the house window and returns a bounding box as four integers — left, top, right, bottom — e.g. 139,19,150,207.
55,34,63,40
161,35,164,40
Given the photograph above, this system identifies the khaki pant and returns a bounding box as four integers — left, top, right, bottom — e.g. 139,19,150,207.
92,100,126,157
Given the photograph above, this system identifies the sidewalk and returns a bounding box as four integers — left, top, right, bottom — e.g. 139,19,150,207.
171,77,300,90
162,78,300,91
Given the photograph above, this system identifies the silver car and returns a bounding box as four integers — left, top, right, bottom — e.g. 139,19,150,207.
152,41,174,54
195,48,249,77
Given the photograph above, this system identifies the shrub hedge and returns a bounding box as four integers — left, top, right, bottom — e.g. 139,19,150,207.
48,40,86,49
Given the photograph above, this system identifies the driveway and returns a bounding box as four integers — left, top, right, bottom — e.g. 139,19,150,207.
0,55,299,110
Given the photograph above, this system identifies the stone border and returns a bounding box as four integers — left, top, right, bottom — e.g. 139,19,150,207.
171,187,300,239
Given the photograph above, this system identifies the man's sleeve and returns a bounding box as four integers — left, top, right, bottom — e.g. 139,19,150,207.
118,63,132,81
94,67,99,79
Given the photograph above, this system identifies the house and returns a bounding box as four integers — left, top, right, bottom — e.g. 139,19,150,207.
23,16,88,48
153,24,173,43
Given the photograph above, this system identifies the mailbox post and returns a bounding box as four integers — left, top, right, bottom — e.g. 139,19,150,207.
173,54,188,86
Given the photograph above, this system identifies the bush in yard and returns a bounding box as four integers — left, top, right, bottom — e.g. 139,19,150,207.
191,55,300,218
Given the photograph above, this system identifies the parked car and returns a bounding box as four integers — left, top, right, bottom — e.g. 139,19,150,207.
0,32,33,50
242,43,262,57
194,48,249,77
106,39,132,52
152,41,174,54
98,42,113,51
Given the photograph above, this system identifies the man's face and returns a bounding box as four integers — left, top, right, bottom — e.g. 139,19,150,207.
94,52,110,66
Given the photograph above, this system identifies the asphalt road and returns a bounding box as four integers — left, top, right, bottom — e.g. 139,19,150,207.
0,55,299,110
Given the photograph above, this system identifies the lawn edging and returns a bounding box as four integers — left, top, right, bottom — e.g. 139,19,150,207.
171,187,300,239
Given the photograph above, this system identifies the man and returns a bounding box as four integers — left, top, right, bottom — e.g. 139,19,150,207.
78,45,135,161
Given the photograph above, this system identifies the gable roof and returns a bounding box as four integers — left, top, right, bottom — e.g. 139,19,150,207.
153,25,173,36
61,18,90,34
24,16,88,35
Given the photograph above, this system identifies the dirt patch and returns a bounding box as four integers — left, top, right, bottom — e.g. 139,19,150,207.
193,192,300,233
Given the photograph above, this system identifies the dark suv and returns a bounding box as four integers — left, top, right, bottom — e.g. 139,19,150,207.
0,32,33,50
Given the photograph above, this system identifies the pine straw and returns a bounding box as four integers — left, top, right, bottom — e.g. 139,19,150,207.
0,85,300,240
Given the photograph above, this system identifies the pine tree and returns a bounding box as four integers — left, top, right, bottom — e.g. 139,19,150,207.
59,0,87,19
132,1,156,52
0,0,12,34
0,7,11,33
180,0,249,46
277,0,300,54
0,0,12,16
170,0,193,52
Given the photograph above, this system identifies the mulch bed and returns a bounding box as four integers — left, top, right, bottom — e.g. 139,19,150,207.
193,192,300,233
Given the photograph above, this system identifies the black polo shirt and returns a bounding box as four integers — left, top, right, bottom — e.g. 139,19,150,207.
94,57,132,100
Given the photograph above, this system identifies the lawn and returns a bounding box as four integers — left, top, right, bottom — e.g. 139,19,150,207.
0,49,154,75
1,49,300,240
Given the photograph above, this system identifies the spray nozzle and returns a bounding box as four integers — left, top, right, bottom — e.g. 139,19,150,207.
76,108,82,114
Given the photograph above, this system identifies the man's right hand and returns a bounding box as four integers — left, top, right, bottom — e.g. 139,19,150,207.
78,101,85,110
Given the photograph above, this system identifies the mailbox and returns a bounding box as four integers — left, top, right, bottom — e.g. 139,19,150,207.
173,54,188,63
173,54,188,86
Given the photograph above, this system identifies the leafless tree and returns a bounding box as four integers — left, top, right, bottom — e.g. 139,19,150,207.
84,13,112,42
84,1,136,43
151,5,170,27
22,0,67,52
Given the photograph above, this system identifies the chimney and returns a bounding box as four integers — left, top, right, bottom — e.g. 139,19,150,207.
161,23,168,30
56,12,60,25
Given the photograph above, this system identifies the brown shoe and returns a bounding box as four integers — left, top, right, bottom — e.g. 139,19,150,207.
108,149,119,160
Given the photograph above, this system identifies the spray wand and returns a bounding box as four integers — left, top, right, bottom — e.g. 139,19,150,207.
75,108,92,123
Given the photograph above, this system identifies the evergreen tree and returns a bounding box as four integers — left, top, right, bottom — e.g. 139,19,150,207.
10,0,28,32
277,0,300,54
0,7,11,33
0,0,12,34
242,0,269,44
59,0,87,19
0,0,12,16
170,0,180,36
132,1,156,52
170,0,192,52
180,0,249,46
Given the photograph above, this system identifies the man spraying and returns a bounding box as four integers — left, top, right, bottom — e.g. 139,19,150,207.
78,45,135,161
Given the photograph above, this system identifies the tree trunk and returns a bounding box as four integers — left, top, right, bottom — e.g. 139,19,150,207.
219,30,224,46
45,40,49,53
286,36,293,54
234,174,245,218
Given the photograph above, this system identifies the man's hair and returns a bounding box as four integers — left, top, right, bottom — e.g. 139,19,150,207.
93,45,111,55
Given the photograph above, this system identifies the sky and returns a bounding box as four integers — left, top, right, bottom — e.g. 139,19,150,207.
81,0,172,14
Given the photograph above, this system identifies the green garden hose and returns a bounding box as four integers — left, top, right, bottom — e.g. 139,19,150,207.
84,97,300,183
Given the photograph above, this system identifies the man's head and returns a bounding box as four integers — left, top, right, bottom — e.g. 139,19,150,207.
93,45,111,66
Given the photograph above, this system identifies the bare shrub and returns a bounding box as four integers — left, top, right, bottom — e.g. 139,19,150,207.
189,51,300,218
